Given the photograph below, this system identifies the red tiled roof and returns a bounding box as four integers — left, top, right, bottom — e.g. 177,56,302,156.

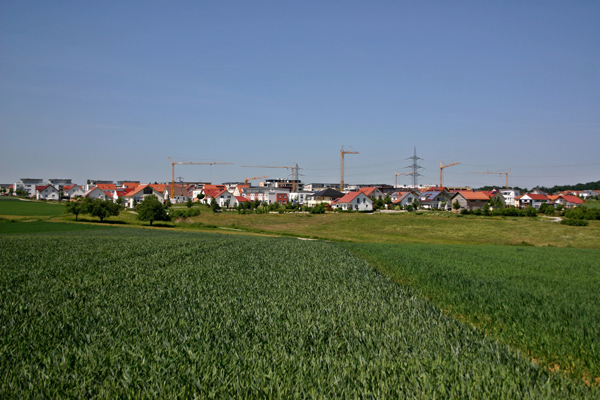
524,193,549,200
336,191,362,204
150,184,168,192
96,184,116,190
124,184,159,197
458,191,490,201
358,187,377,196
560,195,584,204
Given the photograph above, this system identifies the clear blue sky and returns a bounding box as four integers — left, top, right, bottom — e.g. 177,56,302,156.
2,1,599,189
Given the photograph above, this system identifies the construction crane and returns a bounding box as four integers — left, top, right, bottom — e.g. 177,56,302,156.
394,171,411,188
168,157,233,198
439,162,460,188
471,169,511,188
241,164,301,191
340,146,359,190
244,176,268,186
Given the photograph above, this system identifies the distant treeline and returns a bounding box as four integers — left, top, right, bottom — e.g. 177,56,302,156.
476,180,600,194
533,180,600,193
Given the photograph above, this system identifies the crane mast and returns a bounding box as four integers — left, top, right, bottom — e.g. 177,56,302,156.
439,162,460,188
340,146,359,190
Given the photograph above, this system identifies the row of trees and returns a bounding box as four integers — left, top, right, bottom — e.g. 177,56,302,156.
65,198,122,222
66,195,171,226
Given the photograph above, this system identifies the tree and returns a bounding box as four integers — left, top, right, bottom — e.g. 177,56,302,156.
89,199,121,222
186,198,193,208
210,198,221,213
65,200,84,221
137,195,170,226
452,200,461,211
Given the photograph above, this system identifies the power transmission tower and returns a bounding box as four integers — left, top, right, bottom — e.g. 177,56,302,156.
405,147,423,188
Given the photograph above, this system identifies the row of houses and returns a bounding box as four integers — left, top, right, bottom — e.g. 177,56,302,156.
7,178,596,211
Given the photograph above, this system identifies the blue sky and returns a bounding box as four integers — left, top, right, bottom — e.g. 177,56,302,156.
1,1,599,189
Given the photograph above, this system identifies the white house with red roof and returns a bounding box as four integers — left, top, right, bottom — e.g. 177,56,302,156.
82,186,108,200
203,189,237,208
123,184,164,208
550,194,585,209
112,188,133,203
63,184,85,199
35,184,60,201
390,190,420,207
331,191,373,211
516,193,550,209
358,187,385,200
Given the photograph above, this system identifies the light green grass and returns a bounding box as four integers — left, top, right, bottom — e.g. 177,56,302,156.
0,197,66,217
1,229,596,398
341,242,600,386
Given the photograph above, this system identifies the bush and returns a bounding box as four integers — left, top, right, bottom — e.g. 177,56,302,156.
561,219,589,226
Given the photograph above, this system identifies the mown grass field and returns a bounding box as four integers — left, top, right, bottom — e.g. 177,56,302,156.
0,197,66,217
1,224,597,398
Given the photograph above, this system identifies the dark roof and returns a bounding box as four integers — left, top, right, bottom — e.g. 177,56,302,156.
311,188,344,198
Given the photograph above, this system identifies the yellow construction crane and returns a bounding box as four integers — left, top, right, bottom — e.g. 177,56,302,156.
471,169,511,188
340,146,359,190
244,176,268,186
394,171,411,188
241,164,300,191
168,157,233,198
439,162,460,188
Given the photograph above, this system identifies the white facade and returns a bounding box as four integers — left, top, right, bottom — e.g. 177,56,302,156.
64,185,85,199
83,187,107,200
13,179,44,197
500,189,520,208
36,185,60,201
332,192,373,211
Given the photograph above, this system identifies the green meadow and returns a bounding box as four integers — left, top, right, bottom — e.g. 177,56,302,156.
1,199,599,396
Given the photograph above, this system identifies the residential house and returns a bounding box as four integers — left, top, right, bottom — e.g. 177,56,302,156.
550,194,585,209
211,189,237,208
516,193,550,209
500,189,521,208
112,188,133,204
451,191,490,211
164,185,190,204
35,184,60,201
419,188,453,210
82,186,108,200
47,179,72,191
331,191,373,211
481,190,506,207
95,183,117,198
232,184,248,197
307,188,344,207
123,184,165,208
358,187,385,200
390,190,419,208
288,191,312,205
13,178,44,197
241,187,289,205
63,184,85,199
